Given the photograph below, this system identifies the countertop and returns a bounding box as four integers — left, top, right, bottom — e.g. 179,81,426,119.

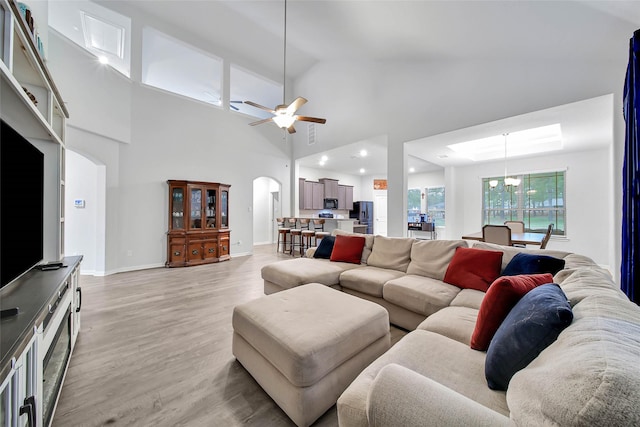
0,256,82,380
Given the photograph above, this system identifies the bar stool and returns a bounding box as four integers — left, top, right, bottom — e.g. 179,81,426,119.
276,217,291,254
313,219,330,246
288,218,303,256
300,219,315,254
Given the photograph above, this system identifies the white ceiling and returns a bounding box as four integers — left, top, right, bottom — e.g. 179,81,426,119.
54,1,638,175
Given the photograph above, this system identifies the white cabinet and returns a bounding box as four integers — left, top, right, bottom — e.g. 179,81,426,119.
0,334,39,427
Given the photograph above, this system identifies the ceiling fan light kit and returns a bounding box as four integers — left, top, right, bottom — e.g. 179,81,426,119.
244,0,326,134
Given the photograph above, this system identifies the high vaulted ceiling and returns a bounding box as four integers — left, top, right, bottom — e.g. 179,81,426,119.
84,1,639,175
118,0,640,80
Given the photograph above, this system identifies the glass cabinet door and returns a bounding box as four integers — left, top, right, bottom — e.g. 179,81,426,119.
206,189,216,229
190,188,202,229
221,190,228,228
171,187,184,229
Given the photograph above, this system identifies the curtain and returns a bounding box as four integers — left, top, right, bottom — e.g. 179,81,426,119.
622,29,640,304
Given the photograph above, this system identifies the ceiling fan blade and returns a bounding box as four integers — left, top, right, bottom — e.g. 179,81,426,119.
286,97,307,115
296,116,327,124
287,124,297,134
248,117,274,126
230,104,239,111
244,100,275,113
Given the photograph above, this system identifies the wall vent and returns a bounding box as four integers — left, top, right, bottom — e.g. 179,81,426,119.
308,123,316,145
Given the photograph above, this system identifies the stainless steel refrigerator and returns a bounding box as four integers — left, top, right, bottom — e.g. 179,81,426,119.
350,201,373,234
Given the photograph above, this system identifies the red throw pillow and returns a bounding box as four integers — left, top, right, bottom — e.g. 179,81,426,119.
470,273,554,351
443,247,503,292
330,234,366,264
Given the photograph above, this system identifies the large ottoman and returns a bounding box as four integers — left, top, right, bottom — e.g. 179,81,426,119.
232,283,390,427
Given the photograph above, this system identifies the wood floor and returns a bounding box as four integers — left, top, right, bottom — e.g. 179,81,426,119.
53,244,407,427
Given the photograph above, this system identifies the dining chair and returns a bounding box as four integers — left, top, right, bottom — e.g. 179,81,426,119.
482,225,513,246
540,223,554,249
504,221,526,247
504,220,525,233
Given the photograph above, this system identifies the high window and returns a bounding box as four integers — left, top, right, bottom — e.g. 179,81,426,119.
141,27,222,105
482,171,565,235
230,65,282,119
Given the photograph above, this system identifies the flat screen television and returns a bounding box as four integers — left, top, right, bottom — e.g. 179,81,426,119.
1,119,44,289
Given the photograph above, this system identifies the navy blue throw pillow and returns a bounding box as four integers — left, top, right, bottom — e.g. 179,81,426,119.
313,236,335,259
502,253,565,276
485,283,573,391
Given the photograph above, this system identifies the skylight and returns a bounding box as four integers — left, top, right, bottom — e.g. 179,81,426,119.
49,1,131,77
80,12,124,59
447,124,563,161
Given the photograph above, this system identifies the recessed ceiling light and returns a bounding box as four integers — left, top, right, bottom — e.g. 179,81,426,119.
409,167,415,173
320,155,328,162
319,161,325,166
360,149,367,157
437,154,449,159
359,168,365,174
98,55,109,64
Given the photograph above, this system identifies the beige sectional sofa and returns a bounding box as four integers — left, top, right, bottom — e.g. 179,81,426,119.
260,230,640,426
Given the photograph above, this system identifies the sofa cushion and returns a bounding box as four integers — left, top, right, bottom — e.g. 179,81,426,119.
330,234,366,264
340,266,405,297
261,258,360,290
507,292,640,426
485,284,573,391
418,306,479,345
470,273,555,351
337,329,509,427
313,235,335,259
449,289,485,310
502,253,565,276
333,229,375,264
367,236,414,272
383,275,461,317
406,239,469,280
443,247,503,292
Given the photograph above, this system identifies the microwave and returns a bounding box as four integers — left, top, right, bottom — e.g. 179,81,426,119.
323,198,338,209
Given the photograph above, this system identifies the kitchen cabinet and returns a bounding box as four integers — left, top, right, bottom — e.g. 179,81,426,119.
338,185,353,210
299,179,325,210
166,180,231,267
320,178,339,199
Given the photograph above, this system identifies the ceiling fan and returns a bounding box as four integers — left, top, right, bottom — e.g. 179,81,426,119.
244,0,326,134
245,97,326,134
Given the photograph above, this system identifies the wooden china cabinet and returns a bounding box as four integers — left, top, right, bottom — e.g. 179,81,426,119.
166,180,231,267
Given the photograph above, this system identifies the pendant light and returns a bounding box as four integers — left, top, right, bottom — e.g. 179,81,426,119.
503,133,521,188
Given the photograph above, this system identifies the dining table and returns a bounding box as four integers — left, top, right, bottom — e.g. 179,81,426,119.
461,231,547,246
